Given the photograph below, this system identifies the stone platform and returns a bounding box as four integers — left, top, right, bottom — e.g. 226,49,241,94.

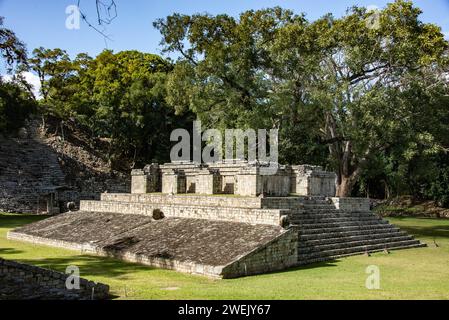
8,210,297,278
8,193,426,278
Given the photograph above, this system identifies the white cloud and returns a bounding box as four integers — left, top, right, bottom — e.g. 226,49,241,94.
443,31,449,40
22,72,42,99
2,71,42,99
366,5,380,12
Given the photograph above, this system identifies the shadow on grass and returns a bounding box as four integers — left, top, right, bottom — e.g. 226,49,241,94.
0,248,24,255
388,218,449,240
0,214,49,230
256,260,340,278
16,254,157,279
395,225,449,240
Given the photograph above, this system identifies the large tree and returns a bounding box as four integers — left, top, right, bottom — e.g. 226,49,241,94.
302,1,448,197
27,47,72,101
155,8,328,165
0,16,27,74
88,50,179,165
156,0,448,197
27,48,193,168
0,17,35,134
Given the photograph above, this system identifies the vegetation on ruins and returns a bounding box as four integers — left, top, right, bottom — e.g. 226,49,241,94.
1,0,449,204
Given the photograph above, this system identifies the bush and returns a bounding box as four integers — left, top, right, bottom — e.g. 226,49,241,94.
424,153,449,208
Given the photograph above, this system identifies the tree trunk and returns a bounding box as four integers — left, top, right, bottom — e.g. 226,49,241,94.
323,112,366,198
336,173,358,198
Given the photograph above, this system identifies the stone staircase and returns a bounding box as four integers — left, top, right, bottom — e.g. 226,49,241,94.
0,118,129,213
290,197,425,265
0,125,66,213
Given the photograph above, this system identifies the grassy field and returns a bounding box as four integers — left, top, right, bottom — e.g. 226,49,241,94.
1,213,449,300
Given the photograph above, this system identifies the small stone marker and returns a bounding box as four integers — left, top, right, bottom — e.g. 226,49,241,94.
152,209,165,220
67,202,76,212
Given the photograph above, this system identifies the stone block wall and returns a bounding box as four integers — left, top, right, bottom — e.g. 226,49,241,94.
196,170,221,194
221,228,298,278
290,165,336,197
131,170,149,194
161,172,182,194
0,258,109,300
101,193,265,208
330,197,370,212
236,171,262,196
261,174,291,197
132,161,337,198
260,197,307,209
221,175,236,194
80,199,287,226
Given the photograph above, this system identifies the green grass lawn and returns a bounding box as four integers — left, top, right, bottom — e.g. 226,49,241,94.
1,213,449,300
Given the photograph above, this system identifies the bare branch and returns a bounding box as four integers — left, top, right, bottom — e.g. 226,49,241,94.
77,0,117,41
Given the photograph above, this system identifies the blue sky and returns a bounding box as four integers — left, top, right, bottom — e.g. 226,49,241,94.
1,0,449,59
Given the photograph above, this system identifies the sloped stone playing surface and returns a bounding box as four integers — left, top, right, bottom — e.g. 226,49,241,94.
9,211,289,277
9,195,425,278
12,211,155,244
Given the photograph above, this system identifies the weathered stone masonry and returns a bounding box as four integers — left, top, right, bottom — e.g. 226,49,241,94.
0,258,109,300
8,160,425,278
132,161,337,197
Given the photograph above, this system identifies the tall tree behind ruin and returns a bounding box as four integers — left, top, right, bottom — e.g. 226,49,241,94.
156,0,449,197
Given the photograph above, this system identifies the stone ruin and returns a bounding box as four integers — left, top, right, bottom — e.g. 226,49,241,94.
8,161,425,278
131,161,337,197
0,258,109,300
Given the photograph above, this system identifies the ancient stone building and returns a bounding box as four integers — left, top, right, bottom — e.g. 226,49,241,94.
9,161,425,278
131,161,337,197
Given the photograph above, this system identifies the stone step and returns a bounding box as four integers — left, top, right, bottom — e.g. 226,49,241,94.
300,231,411,245
290,212,377,219
301,202,332,206
294,209,372,214
299,228,408,241
298,235,415,252
298,223,400,235
298,196,327,201
297,239,423,262
296,243,427,266
291,216,383,224
292,220,389,229
298,199,332,205
298,204,337,210
291,211,376,217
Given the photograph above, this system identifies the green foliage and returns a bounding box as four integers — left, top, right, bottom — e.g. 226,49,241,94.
156,0,449,196
3,1,448,200
0,82,36,134
0,17,27,73
27,48,194,167
421,153,449,207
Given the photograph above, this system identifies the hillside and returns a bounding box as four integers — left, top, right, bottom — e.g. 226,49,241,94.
0,115,129,214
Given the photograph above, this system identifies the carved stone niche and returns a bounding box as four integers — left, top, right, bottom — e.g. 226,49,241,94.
162,170,187,194
131,164,161,194
196,169,221,195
